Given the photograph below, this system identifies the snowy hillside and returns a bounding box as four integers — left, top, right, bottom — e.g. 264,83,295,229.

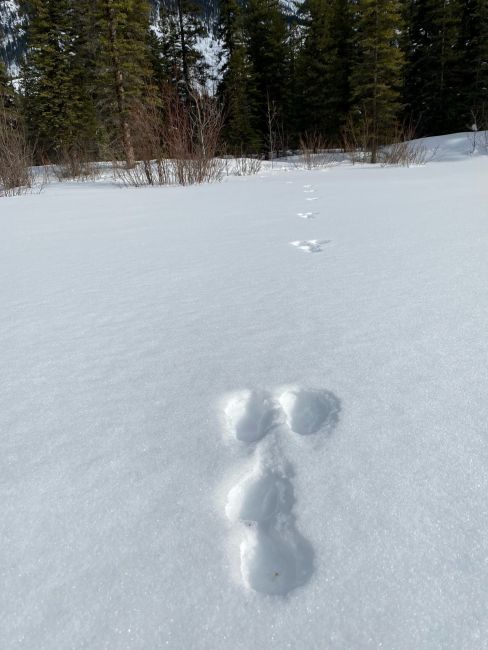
2,133,488,649
0,0,22,74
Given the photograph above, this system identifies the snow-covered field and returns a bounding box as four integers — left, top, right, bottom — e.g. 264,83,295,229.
2,133,488,649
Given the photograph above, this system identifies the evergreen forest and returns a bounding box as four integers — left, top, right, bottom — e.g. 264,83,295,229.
1,0,487,166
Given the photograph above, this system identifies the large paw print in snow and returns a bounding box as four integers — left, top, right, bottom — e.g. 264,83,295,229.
221,385,340,595
226,467,293,524
226,464,313,595
240,521,313,596
225,390,280,443
279,388,339,435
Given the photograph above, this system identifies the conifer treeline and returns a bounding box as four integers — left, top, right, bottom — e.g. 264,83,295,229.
0,0,487,162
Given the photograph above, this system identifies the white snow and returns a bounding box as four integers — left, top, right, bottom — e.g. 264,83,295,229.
2,132,488,649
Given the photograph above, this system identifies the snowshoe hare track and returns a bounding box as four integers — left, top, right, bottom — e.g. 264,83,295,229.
224,390,281,443
291,186,330,249
279,388,340,435
290,239,330,253
222,386,340,595
297,212,316,219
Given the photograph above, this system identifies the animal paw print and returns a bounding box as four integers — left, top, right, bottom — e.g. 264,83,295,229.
297,212,316,219
292,186,331,249
222,386,340,595
279,388,339,435
290,239,330,253
224,390,281,443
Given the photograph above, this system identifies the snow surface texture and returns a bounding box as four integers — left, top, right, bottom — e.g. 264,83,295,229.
2,132,488,649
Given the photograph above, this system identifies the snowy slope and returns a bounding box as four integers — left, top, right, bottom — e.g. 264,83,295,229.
1,133,488,649
0,0,22,74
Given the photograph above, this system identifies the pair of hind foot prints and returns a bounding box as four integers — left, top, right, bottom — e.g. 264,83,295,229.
222,387,340,595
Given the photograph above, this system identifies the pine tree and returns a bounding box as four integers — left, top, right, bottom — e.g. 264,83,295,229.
0,59,12,111
0,2,24,76
95,0,153,166
0,20,24,170
0,20,7,100
296,0,351,142
154,0,209,97
403,0,463,136
20,0,99,159
217,0,261,152
243,0,290,154
459,0,488,126
350,0,405,162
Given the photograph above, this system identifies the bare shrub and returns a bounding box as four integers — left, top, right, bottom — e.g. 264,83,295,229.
52,145,102,182
0,108,33,196
265,93,287,161
231,155,262,176
342,113,374,164
166,87,225,185
113,98,171,187
379,140,427,166
378,125,428,167
468,108,488,154
112,159,157,188
298,133,337,169
343,116,428,167
376,122,432,167
114,86,225,188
